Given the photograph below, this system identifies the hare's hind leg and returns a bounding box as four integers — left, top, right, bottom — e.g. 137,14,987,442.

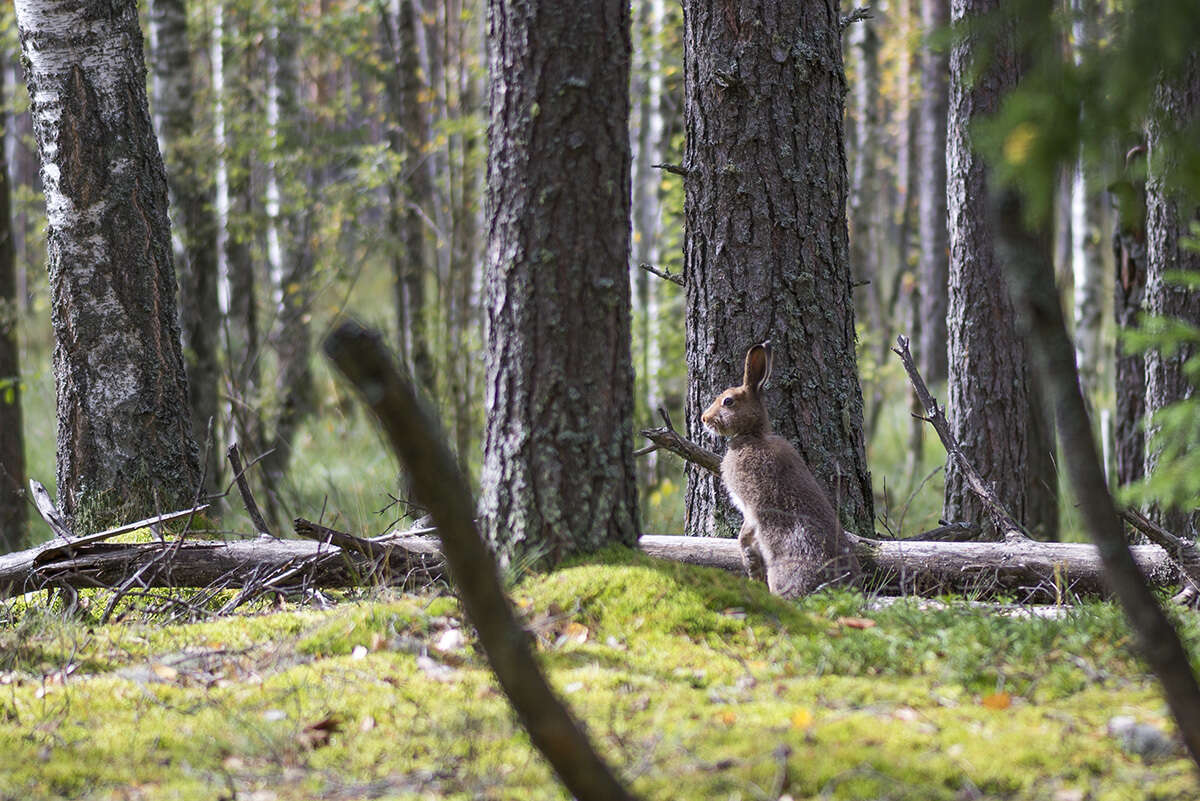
738,522,767,582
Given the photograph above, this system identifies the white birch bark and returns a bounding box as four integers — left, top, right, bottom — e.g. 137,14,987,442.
14,0,199,530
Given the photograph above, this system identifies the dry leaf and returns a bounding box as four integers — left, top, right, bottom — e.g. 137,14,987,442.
717,710,737,726
981,692,1012,710
562,622,589,645
151,664,178,681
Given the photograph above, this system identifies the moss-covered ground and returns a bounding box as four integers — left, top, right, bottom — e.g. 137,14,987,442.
1,548,1196,800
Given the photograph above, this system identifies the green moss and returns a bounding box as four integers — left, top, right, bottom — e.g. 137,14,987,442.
1,555,1197,799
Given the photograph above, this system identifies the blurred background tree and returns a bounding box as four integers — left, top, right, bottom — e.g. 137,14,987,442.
1,0,1199,551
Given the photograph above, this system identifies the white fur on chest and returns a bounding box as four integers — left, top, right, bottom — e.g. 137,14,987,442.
726,487,756,527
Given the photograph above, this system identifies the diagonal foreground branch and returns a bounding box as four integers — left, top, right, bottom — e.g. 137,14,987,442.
998,190,1200,769
892,335,1029,540
323,320,639,801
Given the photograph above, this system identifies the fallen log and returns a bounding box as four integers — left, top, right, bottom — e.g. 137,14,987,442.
641,535,1180,603
0,530,445,601
0,528,1181,604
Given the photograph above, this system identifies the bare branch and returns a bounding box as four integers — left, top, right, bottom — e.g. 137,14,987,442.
637,262,685,286
892,334,1029,540
839,6,873,30
651,162,688,176
638,418,722,476
228,443,274,538
1121,508,1200,590
29,479,71,539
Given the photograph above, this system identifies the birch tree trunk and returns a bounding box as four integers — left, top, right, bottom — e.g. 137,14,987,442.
632,0,669,480
1069,0,1107,404
213,0,266,463
15,0,200,532
945,0,1057,539
265,3,315,486
149,0,221,489
0,59,23,551
682,0,873,538
917,0,950,384
482,0,641,565
1143,55,1200,538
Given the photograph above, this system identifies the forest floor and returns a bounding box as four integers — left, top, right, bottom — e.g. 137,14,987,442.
1,548,1197,800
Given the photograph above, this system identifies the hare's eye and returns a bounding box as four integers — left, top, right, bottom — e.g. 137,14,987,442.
721,396,735,407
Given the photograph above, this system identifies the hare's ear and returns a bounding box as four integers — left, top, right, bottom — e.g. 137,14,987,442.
742,340,772,394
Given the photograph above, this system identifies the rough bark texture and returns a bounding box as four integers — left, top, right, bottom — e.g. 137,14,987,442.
1111,147,1147,488
917,0,950,384
15,0,200,532
482,0,641,565
0,58,23,552
944,0,1057,539
1143,55,1200,538
682,0,873,538
149,0,221,490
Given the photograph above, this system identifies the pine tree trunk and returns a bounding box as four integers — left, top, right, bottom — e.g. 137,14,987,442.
1143,55,1200,537
15,0,200,532
383,0,435,393
917,0,950,384
0,60,23,551
481,0,641,565
1112,146,1147,489
149,0,221,489
682,0,873,538
945,0,1057,539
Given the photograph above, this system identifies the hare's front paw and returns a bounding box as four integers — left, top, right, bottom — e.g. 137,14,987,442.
738,522,767,583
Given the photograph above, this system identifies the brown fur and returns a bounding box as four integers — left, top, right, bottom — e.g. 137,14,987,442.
701,342,860,598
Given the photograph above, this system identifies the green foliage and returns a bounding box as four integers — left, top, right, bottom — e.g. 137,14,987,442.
969,0,1200,223
2,556,1198,799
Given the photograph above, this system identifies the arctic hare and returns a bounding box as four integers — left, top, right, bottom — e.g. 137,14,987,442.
701,342,860,597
